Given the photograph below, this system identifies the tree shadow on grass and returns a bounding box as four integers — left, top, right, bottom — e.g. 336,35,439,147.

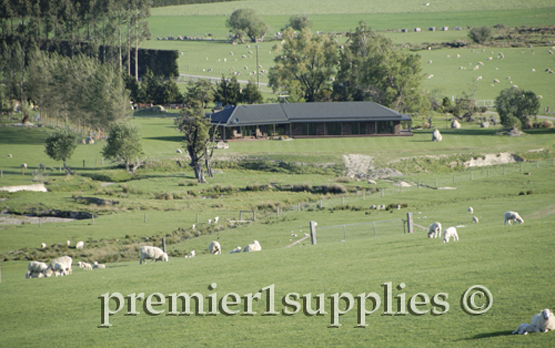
144,135,183,142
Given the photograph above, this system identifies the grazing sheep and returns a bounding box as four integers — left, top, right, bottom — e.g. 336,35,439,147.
176,149,182,154
476,76,482,81
208,241,221,255
473,65,479,71
45,255,73,276
428,222,442,238
513,323,539,335
243,240,261,252
93,263,106,269
229,246,242,254
451,120,461,129
185,250,196,258
427,74,434,79
468,206,473,213
78,261,93,270
443,227,459,243
40,243,47,249
28,261,49,278
493,79,500,83
472,216,479,223
532,309,555,332
207,219,212,224
75,241,84,249
214,216,219,224
7,154,12,158
504,211,524,225
432,129,443,142
139,246,169,264
67,240,71,246
20,163,27,169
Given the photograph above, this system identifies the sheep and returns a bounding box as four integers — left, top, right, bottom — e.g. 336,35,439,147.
67,240,71,246
531,309,555,332
28,261,49,278
472,216,479,223
504,211,524,225
476,76,482,81
243,240,261,252
426,74,434,79
427,222,442,238
185,250,196,258
176,149,182,154
493,79,500,83
139,246,169,264
451,120,461,129
20,163,27,169
229,246,242,254
75,241,84,249
468,206,473,213
443,227,459,243
473,65,479,71
513,323,539,335
93,262,106,269
45,255,73,276
40,243,47,249
214,216,219,224
78,261,93,270
7,154,12,158
207,219,212,224
208,241,221,255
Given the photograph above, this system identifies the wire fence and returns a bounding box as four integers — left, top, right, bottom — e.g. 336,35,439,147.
315,219,406,244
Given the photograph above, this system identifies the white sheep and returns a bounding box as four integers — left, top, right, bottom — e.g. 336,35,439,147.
472,216,479,223
78,261,93,270
214,216,219,224
229,246,242,254
176,149,182,154
75,241,84,249
532,309,555,332
208,241,221,255
45,255,73,276
139,246,169,264
468,206,473,213
504,211,524,225
28,261,49,278
93,263,106,269
7,154,12,158
513,323,539,335
443,227,459,243
451,120,461,129
243,240,262,252
185,250,196,258
67,240,71,246
427,222,442,238
207,219,212,224
432,129,442,142
20,163,27,169
40,243,47,249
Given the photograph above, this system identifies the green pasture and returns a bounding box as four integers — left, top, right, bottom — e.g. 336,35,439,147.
2,114,555,346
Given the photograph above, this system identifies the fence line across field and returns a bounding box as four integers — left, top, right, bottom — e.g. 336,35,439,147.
314,216,410,244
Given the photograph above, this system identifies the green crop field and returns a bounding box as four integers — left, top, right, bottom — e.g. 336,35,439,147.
2,0,555,346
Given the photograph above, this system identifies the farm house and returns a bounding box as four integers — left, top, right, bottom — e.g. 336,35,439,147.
209,101,412,141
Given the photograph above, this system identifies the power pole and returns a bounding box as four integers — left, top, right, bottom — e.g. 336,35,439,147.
256,45,260,90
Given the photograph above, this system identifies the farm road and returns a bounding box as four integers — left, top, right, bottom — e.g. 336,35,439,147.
179,73,269,86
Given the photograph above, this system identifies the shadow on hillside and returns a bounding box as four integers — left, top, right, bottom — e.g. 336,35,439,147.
144,135,183,142
437,129,498,136
456,330,514,341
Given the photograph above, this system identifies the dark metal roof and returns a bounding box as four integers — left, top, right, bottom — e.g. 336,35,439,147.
209,102,411,126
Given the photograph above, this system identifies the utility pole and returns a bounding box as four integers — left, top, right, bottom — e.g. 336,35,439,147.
256,44,260,90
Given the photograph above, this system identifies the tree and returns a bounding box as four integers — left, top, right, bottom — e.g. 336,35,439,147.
284,14,312,31
226,8,268,43
44,129,78,174
495,87,540,129
101,121,146,174
214,75,241,106
241,80,264,104
184,80,214,109
175,101,213,183
468,26,492,44
333,22,428,113
268,28,337,102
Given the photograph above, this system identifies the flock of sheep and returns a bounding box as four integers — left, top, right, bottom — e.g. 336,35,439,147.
513,308,555,334
427,208,524,243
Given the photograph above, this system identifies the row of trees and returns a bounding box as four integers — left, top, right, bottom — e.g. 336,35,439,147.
124,74,263,107
268,22,427,113
0,0,150,77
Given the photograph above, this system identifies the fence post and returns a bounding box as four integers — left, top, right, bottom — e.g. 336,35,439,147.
95,158,98,167
144,213,147,223
83,160,85,168
162,238,166,253
407,212,413,234
309,221,317,245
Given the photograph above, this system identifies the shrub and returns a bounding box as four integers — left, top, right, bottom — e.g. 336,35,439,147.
155,192,174,200
327,183,347,194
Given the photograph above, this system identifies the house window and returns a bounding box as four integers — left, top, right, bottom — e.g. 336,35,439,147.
327,122,341,135
377,121,394,134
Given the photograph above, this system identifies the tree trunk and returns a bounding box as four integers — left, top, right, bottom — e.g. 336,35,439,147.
204,148,213,178
63,161,73,175
193,162,207,183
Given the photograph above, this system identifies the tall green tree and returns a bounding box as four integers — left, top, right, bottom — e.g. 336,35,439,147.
175,101,213,183
226,8,268,43
468,26,492,44
44,129,78,174
213,75,241,106
495,87,540,129
184,80,214,109
101,121,145,174
241,80,264,104
284,14,312,31
268,28,337,102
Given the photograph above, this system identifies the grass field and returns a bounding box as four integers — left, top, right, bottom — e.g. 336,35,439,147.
2,1,555,346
